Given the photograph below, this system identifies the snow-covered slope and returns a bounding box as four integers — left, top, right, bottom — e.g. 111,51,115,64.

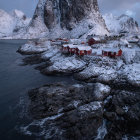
103,14,139,34
12,9,31,33
26,0,48,38
0,10,15,37
0,9,31,38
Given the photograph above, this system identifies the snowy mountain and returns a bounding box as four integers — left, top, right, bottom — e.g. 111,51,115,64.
103,14,139,34
0,10,15,37
1,1,140,39
12,9,31,33
26,0,109,39
0,9,31,38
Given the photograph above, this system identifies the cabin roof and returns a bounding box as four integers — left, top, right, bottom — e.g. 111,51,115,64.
77,46,92,51
68,44,77,48
102,48,121,53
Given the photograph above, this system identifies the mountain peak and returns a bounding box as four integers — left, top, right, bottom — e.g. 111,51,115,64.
28,0,108,39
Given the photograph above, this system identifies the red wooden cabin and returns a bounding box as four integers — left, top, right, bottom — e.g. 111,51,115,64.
69,45,77,54
116,49,122,56
62,44,92,56
102,49,122,58
77,46,92,56
88,38,96,46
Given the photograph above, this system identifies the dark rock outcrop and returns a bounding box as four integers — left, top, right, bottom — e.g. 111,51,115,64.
104,89,140,140
44,0,99,30
28,83,104,139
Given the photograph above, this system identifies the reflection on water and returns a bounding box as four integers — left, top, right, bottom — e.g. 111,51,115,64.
0,40,75,140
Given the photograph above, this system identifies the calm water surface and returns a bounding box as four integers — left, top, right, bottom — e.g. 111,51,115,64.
0,40,75,140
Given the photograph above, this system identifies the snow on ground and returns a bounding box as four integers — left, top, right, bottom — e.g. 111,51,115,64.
45,55,87,73
94,83,111,100
121,63,140,86
79,101,102,112
41,48,60,60
122,48,140,64
19,41,51,54
75,56,118,83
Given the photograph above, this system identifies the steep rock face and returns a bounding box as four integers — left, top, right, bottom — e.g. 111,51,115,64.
29,0,108,38
27,0,48,37
44,0,99,30
103,14,139,33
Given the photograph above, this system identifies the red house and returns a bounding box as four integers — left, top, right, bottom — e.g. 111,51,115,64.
62,44,92,56
88,38,96,46
102,49,122,58
116,49,122,56
77,46,92,56
69,44,77,54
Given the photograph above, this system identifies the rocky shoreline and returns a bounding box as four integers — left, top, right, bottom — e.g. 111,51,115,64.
18,39,140,140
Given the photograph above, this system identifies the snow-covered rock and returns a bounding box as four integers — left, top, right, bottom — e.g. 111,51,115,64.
103,14,139,34
121,63,140,87
41,55,87,75
74,57,118,83
122,48,140,64
18,41,50,54
17,36,140,87
41,48,60,60
94,83,111,101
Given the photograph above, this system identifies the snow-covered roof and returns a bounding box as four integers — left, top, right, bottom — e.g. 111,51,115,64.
63,44,77,48
68,44,77,48
63,44,92,50
63,44,69,47
102,48,120,52
77,46,92,51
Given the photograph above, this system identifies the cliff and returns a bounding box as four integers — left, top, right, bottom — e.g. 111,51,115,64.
28,0,108,38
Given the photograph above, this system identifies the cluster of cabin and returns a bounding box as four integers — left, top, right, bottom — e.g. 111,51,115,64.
62,44,92,56
49,36,123,58
102,49,122,58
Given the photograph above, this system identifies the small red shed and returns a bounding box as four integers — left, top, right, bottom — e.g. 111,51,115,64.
116,49,122,56
77,46,92,56
88,38,96,46
69,44,77,54
62,44,69,53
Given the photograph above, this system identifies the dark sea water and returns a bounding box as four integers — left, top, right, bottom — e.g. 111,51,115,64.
0,40,75,140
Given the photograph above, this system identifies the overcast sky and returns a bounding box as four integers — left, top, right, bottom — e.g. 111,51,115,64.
98,0,140,24
0,0,139,24
0,0,38,17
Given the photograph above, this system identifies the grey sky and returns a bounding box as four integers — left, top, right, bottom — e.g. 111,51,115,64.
0,0,38,17
0,0,139,24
